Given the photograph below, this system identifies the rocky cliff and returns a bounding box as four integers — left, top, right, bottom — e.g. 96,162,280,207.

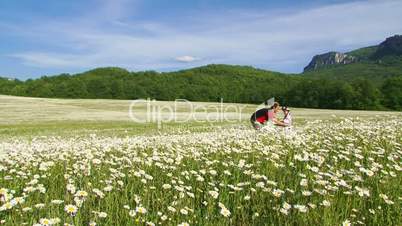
304,52,357,72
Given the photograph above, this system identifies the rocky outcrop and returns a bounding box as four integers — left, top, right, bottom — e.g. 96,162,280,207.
304,52,357,72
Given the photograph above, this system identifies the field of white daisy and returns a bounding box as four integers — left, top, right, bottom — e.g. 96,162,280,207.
0,95,401,226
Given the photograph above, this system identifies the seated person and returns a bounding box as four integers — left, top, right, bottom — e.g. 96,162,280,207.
250,102,286,129
281,106,292,126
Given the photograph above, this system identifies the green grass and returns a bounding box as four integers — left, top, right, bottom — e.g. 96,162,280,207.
0,95,401,225
1,95,399,138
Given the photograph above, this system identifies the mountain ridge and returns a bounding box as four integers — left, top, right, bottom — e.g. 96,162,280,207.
303,35,402,72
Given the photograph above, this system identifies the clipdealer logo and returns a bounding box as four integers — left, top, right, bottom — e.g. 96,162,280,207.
128,97,275,128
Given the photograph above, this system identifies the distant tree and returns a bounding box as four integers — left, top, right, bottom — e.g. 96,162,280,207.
110,80,125,99
87,79,112,98
351,79,382,110
35,83,54,97
65,79,89,98
381,76,402,110
10,85,27,96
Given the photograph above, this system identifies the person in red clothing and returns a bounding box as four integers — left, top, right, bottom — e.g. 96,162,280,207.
250,102,286,129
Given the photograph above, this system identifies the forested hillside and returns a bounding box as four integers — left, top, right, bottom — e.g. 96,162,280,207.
1,64,401,110
302,61,402,83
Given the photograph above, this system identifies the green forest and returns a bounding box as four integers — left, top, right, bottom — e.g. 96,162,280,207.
1,64,401,110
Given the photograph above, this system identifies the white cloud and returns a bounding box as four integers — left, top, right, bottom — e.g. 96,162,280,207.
175,56,199,63
6,0,402,73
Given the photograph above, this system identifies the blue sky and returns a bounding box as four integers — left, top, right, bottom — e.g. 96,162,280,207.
1,0,402,79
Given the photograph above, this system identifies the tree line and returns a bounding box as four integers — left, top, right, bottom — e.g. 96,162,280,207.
0,65,401,110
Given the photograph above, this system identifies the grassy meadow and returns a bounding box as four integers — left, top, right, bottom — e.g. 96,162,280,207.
0,95,401,225
1,95,399,138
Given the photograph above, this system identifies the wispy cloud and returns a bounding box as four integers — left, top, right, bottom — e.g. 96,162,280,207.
10,52,91,68
5,0,402,74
